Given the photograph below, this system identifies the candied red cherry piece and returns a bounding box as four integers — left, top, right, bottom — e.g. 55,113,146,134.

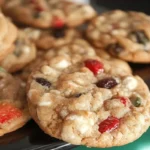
52,17,65,28
30,0,36,3
84,59,104,75
0,103,22,124
99,116,119,133
119,97,129,106
34,5,44,12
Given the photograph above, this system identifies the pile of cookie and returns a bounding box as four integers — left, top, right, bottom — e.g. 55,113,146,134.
0,0,150,148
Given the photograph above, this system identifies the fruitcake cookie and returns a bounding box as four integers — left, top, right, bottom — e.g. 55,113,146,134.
0,19,18,62
18,39,96,81
27,57,150,147
1,30,36,73
23,27,80,50
3,0,96,28
86,10,150,63
0,68,30,136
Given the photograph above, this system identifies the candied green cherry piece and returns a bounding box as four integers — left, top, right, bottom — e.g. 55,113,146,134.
0,67,6,72
133,97,141,107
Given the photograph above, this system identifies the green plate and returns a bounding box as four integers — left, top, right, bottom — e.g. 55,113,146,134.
74,128,150,150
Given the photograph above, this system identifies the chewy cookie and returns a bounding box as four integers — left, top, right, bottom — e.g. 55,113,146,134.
3,0,96,28
27,57,150,147
0,68,30,136
19,39,96,81
87,10,150,63
0,17,18,62
23,27,80,50
1,30,36,73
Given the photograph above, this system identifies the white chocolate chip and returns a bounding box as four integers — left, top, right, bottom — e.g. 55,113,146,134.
38,93,52,106
60,109,69,118
41,65,57,75
54,59,70,69
22,46,30,54
24,28,41,40
123,76,137,90
67,114,95,134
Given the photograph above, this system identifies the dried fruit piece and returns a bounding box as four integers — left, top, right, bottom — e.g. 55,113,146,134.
0,103,22,124
96,78,118,89
119,97,128,106
33,12,41,18
52,17,65,28
74,93,82,98
84,59,104,75
35,78,51,88
99,116,119,133
0,67,6,72
106,43,124,56
29,0,36,3
129,30,149,45
52,29,65,38
132,97,141,107
34,5,44,12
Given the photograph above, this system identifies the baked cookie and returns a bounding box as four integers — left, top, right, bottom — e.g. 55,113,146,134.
27,57,150,147
23,27,80,50
86,10,150,63
3,0,96,28
1,30,36,73
0,19,18,62
18,39,96,81
0,68,30,136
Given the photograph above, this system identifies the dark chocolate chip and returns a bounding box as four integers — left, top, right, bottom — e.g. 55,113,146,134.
96,78,118,89
35,78,51,88
129,30,149,45
106,43,124,56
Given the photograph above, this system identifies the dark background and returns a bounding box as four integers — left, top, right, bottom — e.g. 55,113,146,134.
91,0,150,14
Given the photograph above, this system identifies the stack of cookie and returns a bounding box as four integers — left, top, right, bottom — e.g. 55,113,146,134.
0,11,36,135
0,0,150,149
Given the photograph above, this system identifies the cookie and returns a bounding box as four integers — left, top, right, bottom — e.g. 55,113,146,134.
23,27,81,50
18,39,96,81
0,68,30,136
3,0,96,28
27,57,150,147
86,10,150,63
0,19,18,62
1,30,36,73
